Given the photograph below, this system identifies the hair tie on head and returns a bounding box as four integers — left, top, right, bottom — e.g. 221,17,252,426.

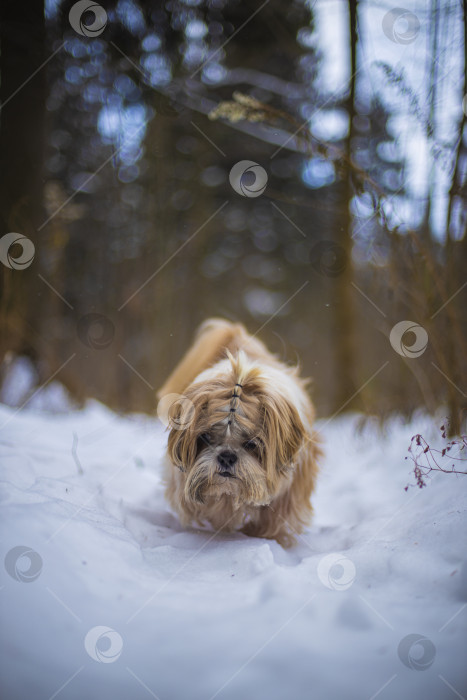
228,382,243,424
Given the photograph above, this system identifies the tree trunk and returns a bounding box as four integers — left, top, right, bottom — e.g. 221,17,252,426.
332,0,359,411
0,0,46,361
443,0,467,435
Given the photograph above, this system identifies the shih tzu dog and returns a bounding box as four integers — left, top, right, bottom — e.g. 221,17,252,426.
157,318,321,547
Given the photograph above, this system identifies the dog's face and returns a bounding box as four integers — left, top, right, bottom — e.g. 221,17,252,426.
166,353,305,508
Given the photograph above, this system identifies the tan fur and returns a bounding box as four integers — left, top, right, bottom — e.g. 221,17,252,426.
158,318,321,547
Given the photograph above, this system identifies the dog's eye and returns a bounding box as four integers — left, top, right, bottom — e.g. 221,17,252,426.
196,432,213,457
199,432,212,445
244,439,259,452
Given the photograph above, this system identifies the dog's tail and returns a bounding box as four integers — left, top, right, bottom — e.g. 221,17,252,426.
157,318,247,399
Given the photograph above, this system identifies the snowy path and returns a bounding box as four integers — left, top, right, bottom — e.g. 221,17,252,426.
1,399,466,700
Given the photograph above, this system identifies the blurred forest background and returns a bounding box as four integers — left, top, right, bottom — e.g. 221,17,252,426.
0,0,466,430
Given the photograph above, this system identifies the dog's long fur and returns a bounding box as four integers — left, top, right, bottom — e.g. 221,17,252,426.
158,318,321,547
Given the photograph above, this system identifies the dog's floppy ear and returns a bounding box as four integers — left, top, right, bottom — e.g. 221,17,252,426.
164,385,217,471
260,389,305,479
163,387,201,469
167,427,193,472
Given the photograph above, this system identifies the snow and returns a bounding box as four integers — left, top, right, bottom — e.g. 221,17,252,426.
1,392,466,700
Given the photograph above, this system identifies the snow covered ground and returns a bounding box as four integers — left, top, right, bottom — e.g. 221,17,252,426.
1,383,466,700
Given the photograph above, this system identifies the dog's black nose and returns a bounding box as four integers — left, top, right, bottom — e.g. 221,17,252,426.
217,450,238,471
